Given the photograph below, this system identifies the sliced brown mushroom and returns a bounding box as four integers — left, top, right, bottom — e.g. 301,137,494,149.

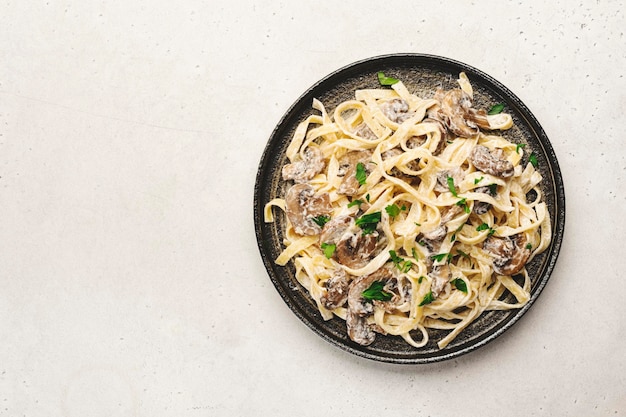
284,183,332,236
472,185,496,215
346,267,397,346
482,233,531,276
428,264,451,298
320,268,351,310
469,145,514,178
438,89,480,138
380,99,414,123
281,146,325,183
335,228,379,269
319,215,380,269
337,150,375,196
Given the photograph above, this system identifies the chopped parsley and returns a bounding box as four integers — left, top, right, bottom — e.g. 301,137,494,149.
355,162,367,186
447,175,458,197
419,291,435,306
488,183,498,195
526,243,533,250
516,143,526,154
412,247,419,261
385,203,403,218
312,215,330,227
451,278,468,293
418,276,425,284
430,252,452,263
320,242,336,259
451,224,465,242
347,199,363,208
529,152,538,168
355,211,381,234
456,198,470,213
362,281,393,301
389,250,413,273
488,103,505,115
474,176,484,185
476,223,496,236
377,71,399,86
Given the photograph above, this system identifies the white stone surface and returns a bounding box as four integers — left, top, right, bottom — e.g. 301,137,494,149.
1,1,625,416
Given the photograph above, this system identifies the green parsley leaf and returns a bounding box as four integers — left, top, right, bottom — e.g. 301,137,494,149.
476,223,496,236
385,204,401,218
347,199,363,208
377,71,399,86
389,250,413,273
365,193,371,203
430,252,452,263
355,162,367,186
312,215,330,227
362,281,393,301
418,276,425,283
412,247,419,261
320,242,336,259
526,243,532,250
488,103,505,115
447,176,458,197
451,278,468,293
419,291,435,306
355,211,381,234
529,152,538,168
516,143,527,154
456,198,470,214
451,224,465,242
474,176,484,185
456,250,469,258
488,183,498,195
476,223,490,231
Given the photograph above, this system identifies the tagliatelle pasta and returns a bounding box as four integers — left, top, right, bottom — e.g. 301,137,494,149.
264,72,551,349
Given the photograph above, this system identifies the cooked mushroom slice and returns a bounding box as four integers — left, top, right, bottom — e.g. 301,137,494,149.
346,267,397,346
428,264,451,298
469,145,514,178
319,215,353,245
439,89,480,138
482,233,531,276
472,185,495,215
337,150,375,196
320,215,380,269
440,204,464,224
285,184,332,236
346,309,376,346
467,108,492,130
335,228,379,269
380,99,414,123
320,268,350,310
281,146,325,183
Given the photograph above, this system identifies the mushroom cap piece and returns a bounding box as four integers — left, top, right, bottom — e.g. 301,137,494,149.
469,145,514,178
483,233,531,276
281,146,325,183
284,183,332,236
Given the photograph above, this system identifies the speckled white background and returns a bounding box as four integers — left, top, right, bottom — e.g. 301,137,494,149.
1,1,625,416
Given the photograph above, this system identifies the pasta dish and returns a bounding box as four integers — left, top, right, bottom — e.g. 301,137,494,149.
264,71,551,349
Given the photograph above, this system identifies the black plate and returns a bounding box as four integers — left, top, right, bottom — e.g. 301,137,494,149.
254,54,565,364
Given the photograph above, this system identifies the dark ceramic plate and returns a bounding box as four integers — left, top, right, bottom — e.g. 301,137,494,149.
254,54,565,364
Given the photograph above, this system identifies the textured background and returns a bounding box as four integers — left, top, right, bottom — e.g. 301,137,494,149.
1,1,624,416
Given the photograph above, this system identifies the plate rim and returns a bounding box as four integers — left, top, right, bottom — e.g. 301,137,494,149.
254,53,566,364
